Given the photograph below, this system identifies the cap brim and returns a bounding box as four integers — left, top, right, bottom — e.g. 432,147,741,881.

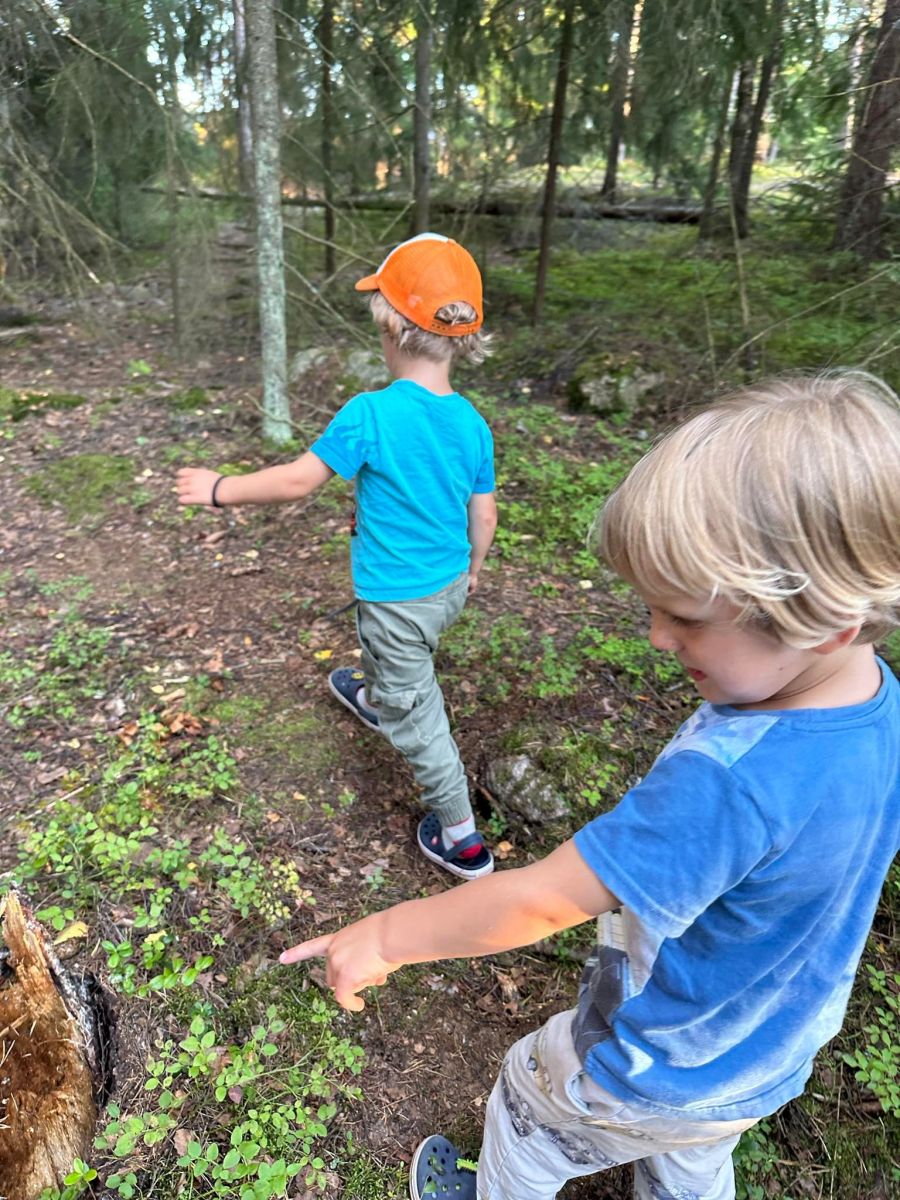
354,273,380,291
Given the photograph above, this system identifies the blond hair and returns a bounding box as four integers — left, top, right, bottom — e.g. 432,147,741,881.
596,371,900,647
369,292,491,366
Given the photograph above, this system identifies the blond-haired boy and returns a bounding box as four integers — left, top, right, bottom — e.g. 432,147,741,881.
176,234,498,879
281,372,900,1200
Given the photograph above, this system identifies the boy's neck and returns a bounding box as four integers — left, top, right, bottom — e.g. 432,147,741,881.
388,350,455,396
744,643,881,712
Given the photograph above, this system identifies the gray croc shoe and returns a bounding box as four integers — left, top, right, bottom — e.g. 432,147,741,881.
328,666,380,733
409,1135,477,1200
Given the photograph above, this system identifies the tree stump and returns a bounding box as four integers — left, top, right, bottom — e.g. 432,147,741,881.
0,891,100,1200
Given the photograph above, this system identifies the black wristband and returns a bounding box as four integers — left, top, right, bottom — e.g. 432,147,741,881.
211,475,225,508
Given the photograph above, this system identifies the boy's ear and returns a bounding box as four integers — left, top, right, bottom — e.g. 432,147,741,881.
812,625,863,655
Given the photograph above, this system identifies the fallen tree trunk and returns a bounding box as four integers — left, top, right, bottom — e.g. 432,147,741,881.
140,185,703,224
0,891,102,1200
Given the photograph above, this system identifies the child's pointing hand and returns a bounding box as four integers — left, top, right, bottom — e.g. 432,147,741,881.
279,919,399,1013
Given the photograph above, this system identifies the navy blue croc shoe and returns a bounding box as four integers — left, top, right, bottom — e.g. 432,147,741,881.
417,812,494,881
409,1135,477,1200
328,667,380,733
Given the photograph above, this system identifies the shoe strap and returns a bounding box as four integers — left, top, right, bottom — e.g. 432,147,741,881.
442,832,484,862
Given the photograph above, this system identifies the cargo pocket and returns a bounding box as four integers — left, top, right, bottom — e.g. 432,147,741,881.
564,1069,630,1124
371,686,432,752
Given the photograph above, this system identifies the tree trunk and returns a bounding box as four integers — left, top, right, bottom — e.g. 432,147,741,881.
733,0,785,238
160,14,183,356
600,0,638,202
232,0,254,192
413,6,432,234
318,0,335,275
247,0,291,444
699,72,735,240
834,0,900,258
532,0,576,326
727,61,755,238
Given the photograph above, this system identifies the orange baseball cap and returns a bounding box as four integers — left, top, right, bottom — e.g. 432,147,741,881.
355,233,483,336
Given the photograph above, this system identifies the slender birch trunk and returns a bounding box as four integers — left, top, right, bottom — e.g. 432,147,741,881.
413,6,432,234
247,0,291,444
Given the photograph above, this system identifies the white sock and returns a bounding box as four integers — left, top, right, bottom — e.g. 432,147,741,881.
357,686,378,716
442,815,476,850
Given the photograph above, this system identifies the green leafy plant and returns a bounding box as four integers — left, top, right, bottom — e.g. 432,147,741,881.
842,965,900,1119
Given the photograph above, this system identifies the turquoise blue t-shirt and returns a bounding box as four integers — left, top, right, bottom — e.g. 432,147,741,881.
572,662,900,1120
310,379,495,601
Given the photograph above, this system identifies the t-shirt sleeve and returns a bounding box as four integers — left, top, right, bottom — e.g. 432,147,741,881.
573,751,774,940
310,395,373,480
471,423,495,493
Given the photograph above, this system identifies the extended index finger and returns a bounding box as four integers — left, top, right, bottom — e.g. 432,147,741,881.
279,934,334,965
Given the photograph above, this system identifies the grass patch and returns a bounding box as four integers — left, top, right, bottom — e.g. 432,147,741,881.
491,232,900,389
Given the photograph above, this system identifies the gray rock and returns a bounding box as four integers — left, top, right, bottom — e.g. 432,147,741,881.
289,346,332,383
484,755,569,824
343,347,391,392
569,364,665,415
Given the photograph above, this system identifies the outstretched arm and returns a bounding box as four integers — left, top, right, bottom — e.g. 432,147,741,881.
280,839,618,1011
467,490,498,592
176,451,335,508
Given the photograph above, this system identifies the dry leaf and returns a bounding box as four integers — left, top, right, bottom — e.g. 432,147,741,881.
52,921,89,946
204,649,225,672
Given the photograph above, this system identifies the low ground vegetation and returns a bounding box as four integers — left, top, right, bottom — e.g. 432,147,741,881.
0,222,897,1199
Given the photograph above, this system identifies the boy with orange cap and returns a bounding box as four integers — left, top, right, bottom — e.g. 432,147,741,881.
176,234,498,879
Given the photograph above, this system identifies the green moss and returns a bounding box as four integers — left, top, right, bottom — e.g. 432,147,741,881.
25,453,136,520
339,1155,407,1199
0,386,89,422
491,233,900,389
209,694,341,778
166,385,209,410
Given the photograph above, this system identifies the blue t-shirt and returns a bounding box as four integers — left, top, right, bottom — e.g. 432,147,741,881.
310,379,495,601
572,661,900,1120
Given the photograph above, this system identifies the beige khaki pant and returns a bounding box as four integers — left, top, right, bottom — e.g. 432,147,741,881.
478,1010,760,1200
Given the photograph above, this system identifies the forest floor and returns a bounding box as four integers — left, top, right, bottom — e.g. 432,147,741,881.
0,225,898,1200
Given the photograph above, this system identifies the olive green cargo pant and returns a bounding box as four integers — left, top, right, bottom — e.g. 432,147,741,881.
355,572,472,828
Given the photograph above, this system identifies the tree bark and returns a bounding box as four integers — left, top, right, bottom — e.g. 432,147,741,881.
413,5,432,234
318,0,336,275
699,72,735,240
532,0,576,326
232,0,254,192
834,0,900,258
247,0,291,444
733,0,785,239
0,892,99,1200
600,0,638,202
727,61,755,238
159,12,183,356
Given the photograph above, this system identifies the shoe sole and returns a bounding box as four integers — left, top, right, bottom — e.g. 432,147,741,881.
327,674,382,734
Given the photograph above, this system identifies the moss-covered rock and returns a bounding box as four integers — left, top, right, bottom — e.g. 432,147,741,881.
567,356,664,414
